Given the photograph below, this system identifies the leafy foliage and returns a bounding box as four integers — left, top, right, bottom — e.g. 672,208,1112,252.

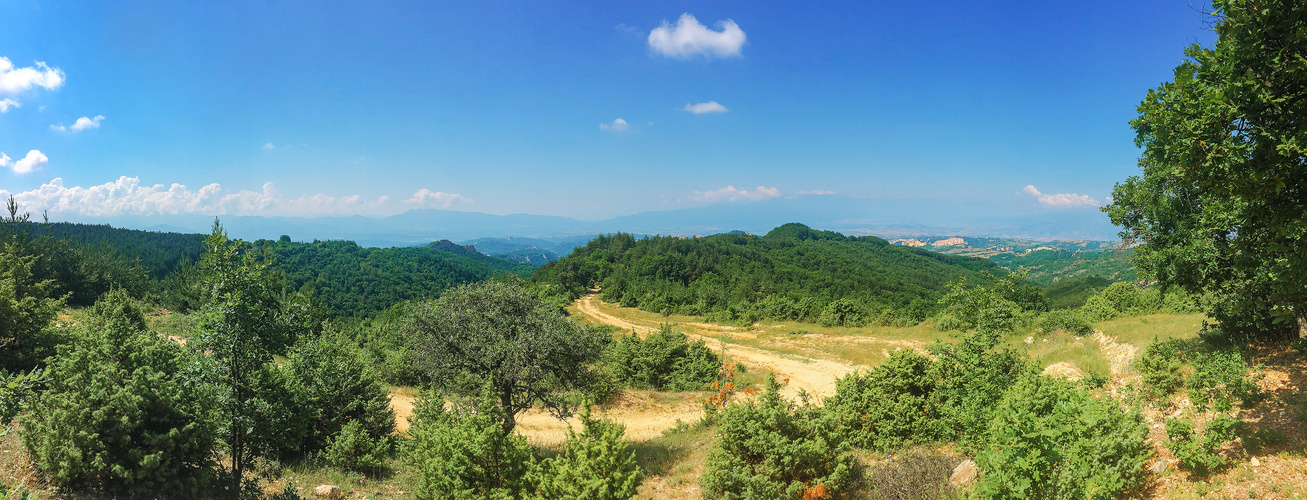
406,387,535,500
975,373,1150,500
1165,416,1242,476
285,330,396,457
1104,0,1307,340
607,324,720,391
1186,350,1263,412
533,224,999,325
826,331,1030,451
1037,309,1094,336
1137,338,1189,398
20,290,217,496
322,419,394,474
194,223,307,489
527,408,641,500
700,377,852,500
0,241,63,364
404,279,609,434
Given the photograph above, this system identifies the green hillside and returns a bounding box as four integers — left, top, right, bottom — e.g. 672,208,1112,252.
12,220,531,317
532,223,1002,325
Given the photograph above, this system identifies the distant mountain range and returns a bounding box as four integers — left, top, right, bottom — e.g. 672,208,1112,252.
59,194,1120,249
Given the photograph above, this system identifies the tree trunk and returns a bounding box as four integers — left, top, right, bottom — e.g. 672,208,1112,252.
1298,305,1307,339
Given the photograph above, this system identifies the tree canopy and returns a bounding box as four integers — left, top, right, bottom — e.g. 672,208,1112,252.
403,279,608,435
1104,0,1307,339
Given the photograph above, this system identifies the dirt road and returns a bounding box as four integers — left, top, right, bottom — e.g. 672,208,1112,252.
576,294,859,401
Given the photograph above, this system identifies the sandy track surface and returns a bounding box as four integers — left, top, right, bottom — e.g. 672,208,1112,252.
577,294,859,401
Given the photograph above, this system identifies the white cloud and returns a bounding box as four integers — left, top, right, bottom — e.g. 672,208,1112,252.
0,150,48,174
51,115,105,132
648,14,746,59
0,57,65,95
405,188,469,209
0,98,18,112
683,101,728,114
1023,185,1100,209
798,189,835,195
263,143,275,150
690,185,781,203
0,176,399,217
599,118,630,132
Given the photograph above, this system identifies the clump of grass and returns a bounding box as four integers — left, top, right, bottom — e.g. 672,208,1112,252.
1022,332,1110,379
858,449,962,500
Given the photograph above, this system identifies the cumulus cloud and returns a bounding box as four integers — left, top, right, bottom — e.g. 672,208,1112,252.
683,101,728,114
51,115,104,132
0,176,399,217
599,118,631,132
0,98,17,112
1023,185,1100,209
690,185,781,203
405,188,469,209
263,143,275,150
798,189,835,195
0,150,49,174
0,57,65,95
648,14,746,59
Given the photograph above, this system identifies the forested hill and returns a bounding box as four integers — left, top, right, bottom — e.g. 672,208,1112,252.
531,223,1002,325
12,220,533,317
23,222,206,278
262,239,535,317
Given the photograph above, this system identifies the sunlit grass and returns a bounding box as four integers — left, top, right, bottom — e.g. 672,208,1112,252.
1097,313,1206,349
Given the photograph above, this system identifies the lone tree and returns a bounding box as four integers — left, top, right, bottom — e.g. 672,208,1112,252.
1105,0,1307,339
196,221,301,494
404,279,608,434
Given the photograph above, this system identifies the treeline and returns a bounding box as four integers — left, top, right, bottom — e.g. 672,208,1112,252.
3,209,532,318
533,223,1001,326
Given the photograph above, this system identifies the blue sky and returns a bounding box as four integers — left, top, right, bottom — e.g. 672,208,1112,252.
0,0,1214,222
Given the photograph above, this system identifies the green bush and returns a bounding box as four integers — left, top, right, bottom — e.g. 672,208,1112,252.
826,331,1029,451
406,386,535,500
975,373,1150,500
323,419,394,474
700,377,852,500
1165,416,1242,476
21,290,217,496
1187,350,1262,412
1037,309,1094,336
608,325,720,391
819,298,864,327
527,408,641,500
1079,293,1120,322
1137,338,1188,398
825,350,940,451
286,330,396,457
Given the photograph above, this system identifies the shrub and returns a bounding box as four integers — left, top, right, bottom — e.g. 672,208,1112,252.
819,298,864,327
825,350,940,451
406,386,535,499
862,449,961,500
21,290,217,496
608,325,720,391
700,376,852,500
286,330,396,457
1187,350,1262,412
1079,293,1120,322
827,331,1029,451
1165,416,1242,476
527,408,641,499
975,373,1150,500
1137,337,1188,398
323,419,394,474
1037,309,1094,336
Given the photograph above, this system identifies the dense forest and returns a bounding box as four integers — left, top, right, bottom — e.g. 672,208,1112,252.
533,223,1002,325
9,218,532,318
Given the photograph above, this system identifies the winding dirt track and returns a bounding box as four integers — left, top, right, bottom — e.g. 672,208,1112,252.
576,294,859,401
390,295,863,446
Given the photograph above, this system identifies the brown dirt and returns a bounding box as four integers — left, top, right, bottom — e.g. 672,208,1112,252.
576,294,859,401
